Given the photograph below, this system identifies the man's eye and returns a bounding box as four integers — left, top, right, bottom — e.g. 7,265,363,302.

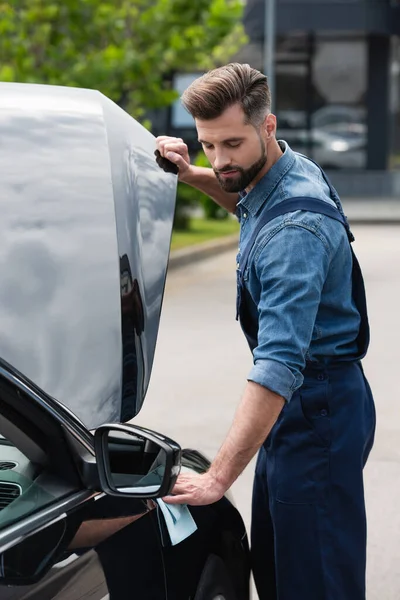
227,143,241,148
203,144,214,150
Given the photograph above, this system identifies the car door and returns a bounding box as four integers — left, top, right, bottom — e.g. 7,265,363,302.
0,360,168,600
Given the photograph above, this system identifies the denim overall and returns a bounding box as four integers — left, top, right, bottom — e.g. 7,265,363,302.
237,168,376,600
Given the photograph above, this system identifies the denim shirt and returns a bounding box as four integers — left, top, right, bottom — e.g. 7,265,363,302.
236,141,361,402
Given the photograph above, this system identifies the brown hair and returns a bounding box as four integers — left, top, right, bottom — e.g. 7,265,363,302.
181,63,271,127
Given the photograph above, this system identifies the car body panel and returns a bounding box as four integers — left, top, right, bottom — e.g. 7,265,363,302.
0,83,176,429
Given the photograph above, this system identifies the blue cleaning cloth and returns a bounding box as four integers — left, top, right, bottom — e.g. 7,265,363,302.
156,498,197,546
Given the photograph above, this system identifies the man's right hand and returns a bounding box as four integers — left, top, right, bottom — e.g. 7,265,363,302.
155,136,191,181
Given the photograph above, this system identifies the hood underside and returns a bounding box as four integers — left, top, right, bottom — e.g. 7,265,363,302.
0,83,177,429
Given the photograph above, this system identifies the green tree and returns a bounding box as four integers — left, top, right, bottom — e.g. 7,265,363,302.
0,0,246,121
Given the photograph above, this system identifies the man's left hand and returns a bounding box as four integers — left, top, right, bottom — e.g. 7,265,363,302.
163,472,227,506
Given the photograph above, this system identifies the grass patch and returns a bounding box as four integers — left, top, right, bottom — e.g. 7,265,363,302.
171,217,239,251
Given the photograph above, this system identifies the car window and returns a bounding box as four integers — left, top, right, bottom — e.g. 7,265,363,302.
0,435,56,531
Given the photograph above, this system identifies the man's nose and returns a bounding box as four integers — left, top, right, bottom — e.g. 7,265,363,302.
214,151,231,171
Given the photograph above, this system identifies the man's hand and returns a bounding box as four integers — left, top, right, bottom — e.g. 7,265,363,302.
163,472,226,506
156,136,192,181
163,382,284,509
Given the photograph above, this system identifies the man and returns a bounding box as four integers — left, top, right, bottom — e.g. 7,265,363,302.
158,63,376,600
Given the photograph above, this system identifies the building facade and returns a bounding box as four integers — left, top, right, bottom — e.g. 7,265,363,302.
164,0,400,198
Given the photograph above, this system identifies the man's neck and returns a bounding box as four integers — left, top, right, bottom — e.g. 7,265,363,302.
245,138,284,193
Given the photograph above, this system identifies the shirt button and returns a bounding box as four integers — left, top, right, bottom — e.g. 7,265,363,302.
320,409,328,417
236,263,240,270
317,373,325,381
243,212,247,218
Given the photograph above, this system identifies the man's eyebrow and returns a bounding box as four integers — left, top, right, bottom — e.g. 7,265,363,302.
198,137,245,144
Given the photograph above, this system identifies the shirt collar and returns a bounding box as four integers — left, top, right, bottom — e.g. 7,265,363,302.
237,141,296,217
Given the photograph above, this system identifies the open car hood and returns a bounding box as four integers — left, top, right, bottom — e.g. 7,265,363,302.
0,83,177,429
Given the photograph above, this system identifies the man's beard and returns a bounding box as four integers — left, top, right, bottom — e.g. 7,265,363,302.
214,142,267,193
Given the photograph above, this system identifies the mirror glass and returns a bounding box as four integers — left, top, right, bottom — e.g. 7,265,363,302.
106,430,167,495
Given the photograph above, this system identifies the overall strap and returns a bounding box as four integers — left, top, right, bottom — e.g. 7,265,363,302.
236,195,370,358
239,196,350,278
296,153,349,226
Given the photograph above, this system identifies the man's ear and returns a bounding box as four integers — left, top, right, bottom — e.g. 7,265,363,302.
263,113,277,140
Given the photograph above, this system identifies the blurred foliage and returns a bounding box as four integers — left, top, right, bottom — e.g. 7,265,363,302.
175,181,201,230
0,0,246,232
0,0,247,121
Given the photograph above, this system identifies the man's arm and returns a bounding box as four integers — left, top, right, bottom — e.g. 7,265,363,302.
163,224,331,507
156,136,238,214
163,382,284,506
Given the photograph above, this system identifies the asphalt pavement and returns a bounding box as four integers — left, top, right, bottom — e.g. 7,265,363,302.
135,224,400,600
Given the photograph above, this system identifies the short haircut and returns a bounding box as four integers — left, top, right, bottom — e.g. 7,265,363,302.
181,63,271,127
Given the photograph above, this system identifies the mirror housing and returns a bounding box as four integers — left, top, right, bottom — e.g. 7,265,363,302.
94,424,181,499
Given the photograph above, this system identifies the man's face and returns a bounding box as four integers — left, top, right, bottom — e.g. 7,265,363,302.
196,104,268,193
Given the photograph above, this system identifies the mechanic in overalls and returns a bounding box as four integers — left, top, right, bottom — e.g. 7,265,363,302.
158,63,376,600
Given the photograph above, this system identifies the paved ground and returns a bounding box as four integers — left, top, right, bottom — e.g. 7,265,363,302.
135,225,400,599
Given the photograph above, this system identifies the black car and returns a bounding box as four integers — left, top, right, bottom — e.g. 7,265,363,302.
0,83,250,599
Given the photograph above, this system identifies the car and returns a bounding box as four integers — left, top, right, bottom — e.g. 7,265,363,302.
277,128,366,170
0,82,250,599
277,106,367,169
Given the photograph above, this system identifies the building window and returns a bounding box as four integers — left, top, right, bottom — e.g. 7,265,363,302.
390,37,400,170
276,33,367,171
171,73,201,129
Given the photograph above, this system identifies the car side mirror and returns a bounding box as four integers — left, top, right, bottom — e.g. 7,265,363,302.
94,424,181,498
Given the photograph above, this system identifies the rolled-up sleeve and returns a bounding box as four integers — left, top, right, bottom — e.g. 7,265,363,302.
247,224,330,401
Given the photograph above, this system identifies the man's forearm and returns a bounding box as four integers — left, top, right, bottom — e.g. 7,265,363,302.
181,166,239,214
208,381,285,489
69,514,147,549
